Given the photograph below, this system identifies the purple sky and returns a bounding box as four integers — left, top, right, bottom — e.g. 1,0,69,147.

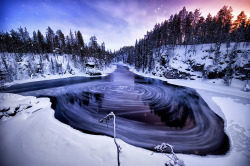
1,0,249,50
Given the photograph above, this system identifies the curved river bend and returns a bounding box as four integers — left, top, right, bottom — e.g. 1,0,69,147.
6,65,229,155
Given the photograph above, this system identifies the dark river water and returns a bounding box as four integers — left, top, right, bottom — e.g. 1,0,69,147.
6,65,229,155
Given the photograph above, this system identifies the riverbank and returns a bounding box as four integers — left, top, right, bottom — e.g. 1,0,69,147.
129,65,250,165
0,65,249,166
4,64,117,87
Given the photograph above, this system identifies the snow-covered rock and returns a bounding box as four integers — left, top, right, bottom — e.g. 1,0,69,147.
123,43,249,84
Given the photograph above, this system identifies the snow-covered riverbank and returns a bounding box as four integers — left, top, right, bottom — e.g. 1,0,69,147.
0,53,117,88
0,67,249,166
0,93,167,166
129,66,250,165
4,64,117,87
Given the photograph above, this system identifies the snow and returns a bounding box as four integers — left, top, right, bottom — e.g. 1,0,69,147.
125,63,250,165
0,93,166,166
1,64,250,165
4,64,117,87
165,79,250,99
178,97,250,166
164,43,249,71
0,93,42,121
127,63,250,99
125,42,249,82
1,53,117,87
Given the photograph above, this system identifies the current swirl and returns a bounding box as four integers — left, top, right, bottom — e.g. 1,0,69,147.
15,65,229,155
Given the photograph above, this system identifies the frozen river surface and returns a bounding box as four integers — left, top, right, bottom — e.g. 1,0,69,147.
6,65,229,155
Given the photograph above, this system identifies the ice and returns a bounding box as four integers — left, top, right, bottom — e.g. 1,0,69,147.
0,64,249,165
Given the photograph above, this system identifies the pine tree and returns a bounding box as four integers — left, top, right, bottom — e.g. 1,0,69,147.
216,6,233,43
179,6,188,43
195,16,205,44
184,11,193,44
50,57,55,75
0,69,7,91
232,11,247,32
233,11,248,42
18,27,25,53
172,14,181,45
89,36,98,59
65,35,72,54
204,13,213,43
214,42,221,65
3,32,12,52
0,31,7,52
46,26,55,53
32,31,39,53
56,30,66,54
54,35,60,53
193,9,201,44
101,42,105,52
76,30,84,56
17,27,30,53
37,30,45,53
69,30,77,55
24,27,30,52
224,43,238,85
10,29,21,53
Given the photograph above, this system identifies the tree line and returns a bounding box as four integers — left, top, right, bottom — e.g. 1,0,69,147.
0,26,114,66
115,6,250,72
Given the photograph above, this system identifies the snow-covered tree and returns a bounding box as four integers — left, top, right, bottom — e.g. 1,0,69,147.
0,69,7,91
46,26,55,53
37,30,46,53
76,30,84,56
56,29,66,54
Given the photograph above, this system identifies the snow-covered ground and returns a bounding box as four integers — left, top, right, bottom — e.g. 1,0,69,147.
0,65,250,166
178,96,250,166
0,93,167,166
122,42,249,86
4,64,117,87
129,65,250,165
1,53,117,87
127,61,250,99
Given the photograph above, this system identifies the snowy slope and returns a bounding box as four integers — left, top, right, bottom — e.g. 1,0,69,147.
128,42,249,85
124,42,250,91
0,53,116,86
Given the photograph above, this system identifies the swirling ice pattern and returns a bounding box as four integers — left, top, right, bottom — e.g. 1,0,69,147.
14,66,229,155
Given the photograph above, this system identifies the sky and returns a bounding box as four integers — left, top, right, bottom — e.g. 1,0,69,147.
1,0,250,50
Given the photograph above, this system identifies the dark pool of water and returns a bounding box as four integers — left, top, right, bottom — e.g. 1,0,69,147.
5,65,229,155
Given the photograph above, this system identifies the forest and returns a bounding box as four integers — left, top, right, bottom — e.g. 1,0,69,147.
115,6,250,84
0,6,249,87
0,27,114,86
0,26,114,64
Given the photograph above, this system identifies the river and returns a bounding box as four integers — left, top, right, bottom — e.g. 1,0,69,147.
6,65,229,155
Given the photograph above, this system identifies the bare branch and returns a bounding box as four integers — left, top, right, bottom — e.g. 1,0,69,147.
100,112,120,166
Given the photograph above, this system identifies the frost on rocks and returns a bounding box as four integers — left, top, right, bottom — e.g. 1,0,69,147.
0,93,51,122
